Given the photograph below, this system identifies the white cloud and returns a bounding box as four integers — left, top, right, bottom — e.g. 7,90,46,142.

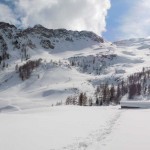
13,0,110,35
119,0,150,39
0,3,18,25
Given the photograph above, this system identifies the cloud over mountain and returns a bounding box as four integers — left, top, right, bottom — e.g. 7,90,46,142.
0,3,18,25
0,0,111,35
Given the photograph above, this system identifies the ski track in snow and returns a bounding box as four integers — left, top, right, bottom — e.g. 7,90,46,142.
53,109,124,150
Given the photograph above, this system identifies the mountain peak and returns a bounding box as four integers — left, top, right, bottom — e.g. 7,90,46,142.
33,24,45,29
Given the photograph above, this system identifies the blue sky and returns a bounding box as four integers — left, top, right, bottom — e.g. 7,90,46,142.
104,0,150,41
0,0,150,41
103,0,131,41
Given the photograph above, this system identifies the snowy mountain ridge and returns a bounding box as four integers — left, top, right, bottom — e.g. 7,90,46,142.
0,22,104,53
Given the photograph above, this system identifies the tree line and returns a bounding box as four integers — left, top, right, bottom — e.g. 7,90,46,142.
95,67,150,105
65,67,150,106
66,92,93,106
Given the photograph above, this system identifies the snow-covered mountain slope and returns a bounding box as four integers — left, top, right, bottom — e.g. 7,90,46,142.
0,22,150,110
0,22,107,110
112,38,150,78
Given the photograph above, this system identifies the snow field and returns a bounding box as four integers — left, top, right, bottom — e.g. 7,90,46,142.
0,106,120,150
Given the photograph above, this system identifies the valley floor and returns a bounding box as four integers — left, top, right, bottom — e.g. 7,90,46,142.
0,106,150,150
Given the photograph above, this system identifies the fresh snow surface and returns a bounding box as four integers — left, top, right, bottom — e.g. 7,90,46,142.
1,106,150,150
0,106,120,150
90,108,150,150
